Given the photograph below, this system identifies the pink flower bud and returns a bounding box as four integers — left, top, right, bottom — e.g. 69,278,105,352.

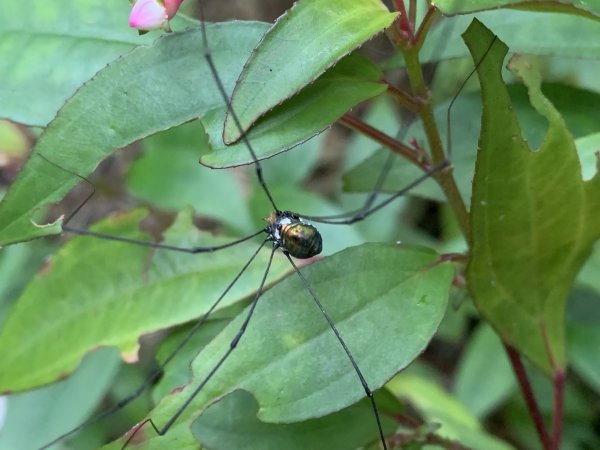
129,0,183,32
164,0,184,19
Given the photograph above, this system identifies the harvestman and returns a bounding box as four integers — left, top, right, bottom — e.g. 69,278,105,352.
24,3,498,450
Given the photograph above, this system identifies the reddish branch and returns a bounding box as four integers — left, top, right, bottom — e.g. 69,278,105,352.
339,113,429,169
551,368,565,450
504,344,552,450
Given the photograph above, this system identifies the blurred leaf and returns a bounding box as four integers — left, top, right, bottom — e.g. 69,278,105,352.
259,133,324,186
126,121,254,234
569,325,600,395
0,209,289,392
465,20,600,374
567,288,600,394
344,96,400,170
0,22,270,245
191,391,395,450
0,0,197,127
0,240,53,327
434,0,600,21
454,324,515,418
388,374,514,450
0,347,120,450
223,0,397,142
387,10,600,70
0,121,28,158
575,132,600,181
103,244,452,449
577,242,600,294
152,320,229,403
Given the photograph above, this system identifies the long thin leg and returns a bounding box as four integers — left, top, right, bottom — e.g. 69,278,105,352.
302,160,449,225
38,238,270,450
120,244,278,450
62,224,266,253
284,253,389,450
38,152,268,253
199,11,279,214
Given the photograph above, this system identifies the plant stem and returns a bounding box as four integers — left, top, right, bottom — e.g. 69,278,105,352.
414,6,438,50
505,344,552,450
408,0,417,27
551,368,565,450
401,46,470,240
384,80,422,112
339,113,426,169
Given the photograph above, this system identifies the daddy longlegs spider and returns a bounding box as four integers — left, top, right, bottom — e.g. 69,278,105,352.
0,1,499,449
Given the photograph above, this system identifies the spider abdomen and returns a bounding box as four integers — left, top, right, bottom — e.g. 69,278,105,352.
280,221,322,259
269,212,322,259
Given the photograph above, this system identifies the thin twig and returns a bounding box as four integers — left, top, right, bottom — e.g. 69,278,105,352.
505,344,552,450
551,368,565,450
339,113,427,169
384,80,423,112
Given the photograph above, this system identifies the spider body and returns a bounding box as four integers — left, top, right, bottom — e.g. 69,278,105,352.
268,211,323,259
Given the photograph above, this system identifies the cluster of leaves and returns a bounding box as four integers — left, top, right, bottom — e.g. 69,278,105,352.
0,0,599,449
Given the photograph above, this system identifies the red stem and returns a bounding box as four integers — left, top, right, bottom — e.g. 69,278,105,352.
505,344,552,450
393,0,413,41
384,80,422,112
551,368,565,450
408,0,417,28
413,6,437,50
339,113,427,169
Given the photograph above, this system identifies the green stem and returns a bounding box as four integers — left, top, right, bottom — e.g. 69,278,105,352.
402,46,470,240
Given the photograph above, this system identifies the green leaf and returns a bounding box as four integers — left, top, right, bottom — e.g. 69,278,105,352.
191,391,396,450
223,0,397,143
0,0,197,127
385,10,600,72
0,348,120,450
0,23,269,246
454,325,515,418
388,375,515,450
102,244,452,449
434,0,600,21
200,53,386,168
577,242,600,295
575,132,600,182
569,324,600,394
152,320,229,404
465,19,600,374
0,209,290,392
126,121,255,235
567,288,600,395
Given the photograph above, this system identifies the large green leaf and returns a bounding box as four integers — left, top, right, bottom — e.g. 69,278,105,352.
103,244,452,449
0,0,197,127
191,391,396,450
223,0,397,143
0,22,269,246
200,53,386,168
465,20,600,374
0,210,289,392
